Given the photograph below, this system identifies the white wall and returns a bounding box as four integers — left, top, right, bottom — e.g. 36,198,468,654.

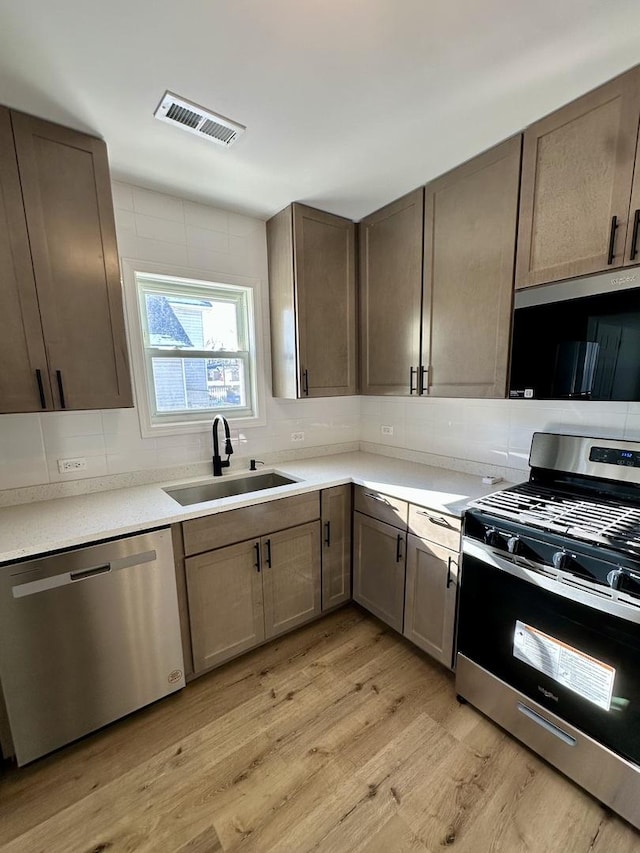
361,396,637,476
0,183,360,493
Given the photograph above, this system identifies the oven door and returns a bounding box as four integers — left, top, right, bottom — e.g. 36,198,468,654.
457,538,640,766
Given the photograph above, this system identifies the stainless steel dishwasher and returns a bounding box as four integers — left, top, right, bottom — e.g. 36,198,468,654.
0,527,185,765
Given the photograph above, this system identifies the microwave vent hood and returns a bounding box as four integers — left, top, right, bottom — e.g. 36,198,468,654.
515,268,640,309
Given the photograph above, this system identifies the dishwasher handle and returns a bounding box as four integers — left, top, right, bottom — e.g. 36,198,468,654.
12,549,157,598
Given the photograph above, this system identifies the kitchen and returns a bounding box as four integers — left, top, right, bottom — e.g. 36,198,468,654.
2,1,640,851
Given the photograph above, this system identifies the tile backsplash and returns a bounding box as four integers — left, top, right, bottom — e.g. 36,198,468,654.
1,180,639,496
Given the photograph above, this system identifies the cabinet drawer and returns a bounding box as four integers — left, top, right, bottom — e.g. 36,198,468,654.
354,485,408,530
182,491,320,556
408,505,461,551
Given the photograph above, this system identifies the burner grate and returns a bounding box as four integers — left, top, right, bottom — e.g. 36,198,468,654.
472,484,640,549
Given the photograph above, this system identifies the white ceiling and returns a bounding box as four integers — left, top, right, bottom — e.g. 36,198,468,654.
1,0,640,221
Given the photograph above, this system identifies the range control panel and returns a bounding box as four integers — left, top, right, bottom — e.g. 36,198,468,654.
589,446,640,467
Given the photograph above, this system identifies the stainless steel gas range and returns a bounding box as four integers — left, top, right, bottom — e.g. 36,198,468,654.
456,432,640,830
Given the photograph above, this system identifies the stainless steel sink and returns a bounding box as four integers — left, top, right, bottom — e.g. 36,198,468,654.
163,472,297,506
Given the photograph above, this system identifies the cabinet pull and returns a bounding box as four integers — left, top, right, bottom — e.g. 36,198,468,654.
409,366,417,395
56,370,66,409
265,538,272,568
364,492,395,508
446,556,457,588
396,533,404,563
324,520,331,547
35,369,46,409
302,369,309,396
419,365,427,395
631,209,640,261
254,541,261,573
607,215,618,265
417,510,454,529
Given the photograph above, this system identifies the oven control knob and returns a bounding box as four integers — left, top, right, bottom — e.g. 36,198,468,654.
552,551,570,570
507,536,520,555
484,528,504,548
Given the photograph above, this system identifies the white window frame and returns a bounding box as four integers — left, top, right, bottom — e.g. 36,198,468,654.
121,259,266,438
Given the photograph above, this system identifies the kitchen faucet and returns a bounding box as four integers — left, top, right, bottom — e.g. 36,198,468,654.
212,415,233,476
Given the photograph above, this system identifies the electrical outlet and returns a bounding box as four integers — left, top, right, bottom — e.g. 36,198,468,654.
57,457,87,473
290,431,305,442
381,425,394,436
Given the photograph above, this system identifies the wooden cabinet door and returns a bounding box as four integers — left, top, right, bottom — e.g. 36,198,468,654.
262,521,321,639
293,204,357,397
185,539,265,673
0,107,52,413
423,137,521,398
359,189,424,395
267,204,356,399
516,69,640,288
321,484,352,611
404,535,457,669
11,111,132,410
624,127,640,267
352,511,406,632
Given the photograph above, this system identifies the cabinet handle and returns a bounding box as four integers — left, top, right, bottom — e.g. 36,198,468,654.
419,365,427,395
364,492,394,507
56,370,66,409
324,520,331,547
35,369,46,409
254,541,261,573
409,366,417,395
446,556,457,588
417,511,454,529
265,538,272,568
607,215,618,265
302,369,309,396
631,209,640,261
396,534,404,563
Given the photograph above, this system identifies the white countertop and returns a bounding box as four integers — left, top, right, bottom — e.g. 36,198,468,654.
0,451,513,564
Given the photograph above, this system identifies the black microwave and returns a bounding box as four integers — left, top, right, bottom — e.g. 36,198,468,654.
509,270,640,401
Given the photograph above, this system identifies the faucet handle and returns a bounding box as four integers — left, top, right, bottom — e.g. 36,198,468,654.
249,459,264,471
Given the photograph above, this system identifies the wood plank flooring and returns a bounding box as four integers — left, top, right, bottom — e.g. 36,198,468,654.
0,606,638,853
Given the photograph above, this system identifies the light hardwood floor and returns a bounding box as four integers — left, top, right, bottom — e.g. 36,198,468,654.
0,606,638,853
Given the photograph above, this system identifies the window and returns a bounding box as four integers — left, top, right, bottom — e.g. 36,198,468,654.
133,271,257,428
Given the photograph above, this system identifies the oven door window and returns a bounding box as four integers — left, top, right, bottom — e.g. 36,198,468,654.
458,553,640,766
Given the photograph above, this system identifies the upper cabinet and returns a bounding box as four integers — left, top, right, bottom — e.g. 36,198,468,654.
0,107,133,413
359,189,424,395
267,203,357,398
516,68,640,289
422,136,522,397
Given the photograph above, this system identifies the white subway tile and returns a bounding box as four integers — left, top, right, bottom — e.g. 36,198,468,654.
106,450,158,475
111,181,134,211
43,433,106,459
186,225,229,252
114,208,136,234
122,236,189,267
135,213,187,245
184,201,228,232
228,212,261,236
41,411,103,439
132,187,184,222
0,415,48,489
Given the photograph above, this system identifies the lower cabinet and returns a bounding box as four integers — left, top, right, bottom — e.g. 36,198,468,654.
321,484,352,611
403,534,458,668
186,520,321,674
352,510,406,632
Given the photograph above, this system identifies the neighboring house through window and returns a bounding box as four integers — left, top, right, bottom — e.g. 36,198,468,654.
131,270,257,431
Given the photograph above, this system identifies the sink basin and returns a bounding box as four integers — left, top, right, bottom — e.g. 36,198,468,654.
163,472,297,506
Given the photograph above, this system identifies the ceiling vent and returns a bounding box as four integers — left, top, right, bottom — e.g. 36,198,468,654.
154,92,245,147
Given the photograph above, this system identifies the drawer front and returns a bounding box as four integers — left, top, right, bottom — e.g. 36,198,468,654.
354,485,408,530
408,505,461,551
182,491,320,556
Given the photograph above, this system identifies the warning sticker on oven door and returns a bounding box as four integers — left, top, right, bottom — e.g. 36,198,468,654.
513,620,615,712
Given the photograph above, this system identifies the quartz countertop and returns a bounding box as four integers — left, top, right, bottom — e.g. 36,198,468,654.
0,451,513,564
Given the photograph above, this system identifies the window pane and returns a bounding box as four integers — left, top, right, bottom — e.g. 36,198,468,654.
144,292,240,351
151,357,247,413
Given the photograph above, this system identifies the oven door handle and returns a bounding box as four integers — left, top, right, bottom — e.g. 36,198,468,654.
462,537,640,625
517,703,577,747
